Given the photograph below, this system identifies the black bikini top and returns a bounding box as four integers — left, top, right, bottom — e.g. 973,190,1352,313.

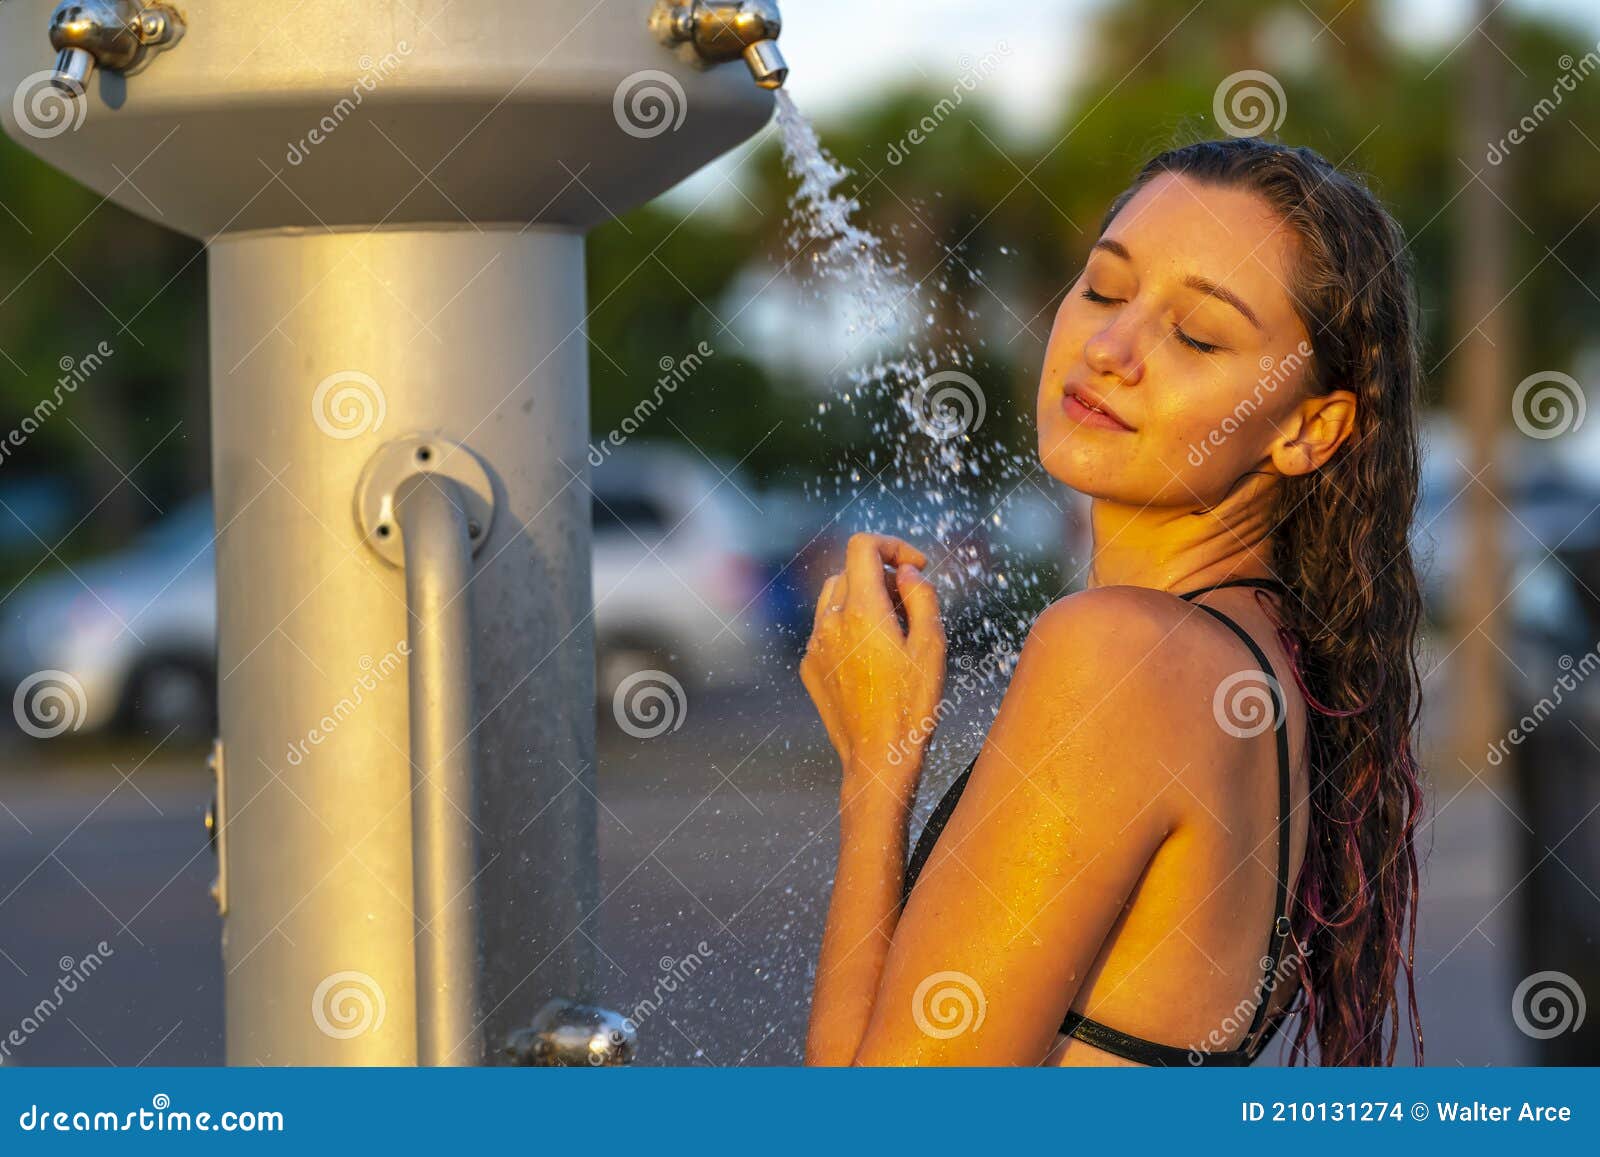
900,578,1297,1067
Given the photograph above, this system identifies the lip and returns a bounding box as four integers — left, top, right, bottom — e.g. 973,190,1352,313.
1061,384,1135,432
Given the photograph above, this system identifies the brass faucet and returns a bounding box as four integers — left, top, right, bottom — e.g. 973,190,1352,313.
47,0,183,95
651,0,787,91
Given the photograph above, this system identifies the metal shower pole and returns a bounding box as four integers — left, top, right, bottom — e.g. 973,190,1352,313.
0,0,782,1064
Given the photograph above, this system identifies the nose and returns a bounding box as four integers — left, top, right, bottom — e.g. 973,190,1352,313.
1083,311,1147,388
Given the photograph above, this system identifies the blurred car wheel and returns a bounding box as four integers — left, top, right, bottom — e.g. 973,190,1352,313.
123,656,216,741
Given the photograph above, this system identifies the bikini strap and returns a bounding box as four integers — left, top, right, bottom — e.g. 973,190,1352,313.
1181,596,1295,1057
1177,576,1290,602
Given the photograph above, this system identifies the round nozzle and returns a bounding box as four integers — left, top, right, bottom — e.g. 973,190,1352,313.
50,47,93,95
744,40,788,89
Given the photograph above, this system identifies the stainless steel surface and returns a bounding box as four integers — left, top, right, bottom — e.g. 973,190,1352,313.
210,228,598,1065
0,0,775,237
505,998,636,1066
46,1,182,94
393,473,484,1066
651,0,788,89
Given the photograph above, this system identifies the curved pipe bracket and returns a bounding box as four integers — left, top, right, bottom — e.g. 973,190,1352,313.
356,434,496,567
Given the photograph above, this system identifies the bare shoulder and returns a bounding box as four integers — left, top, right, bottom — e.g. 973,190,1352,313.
1023,584,1252,697
978,585,1259,812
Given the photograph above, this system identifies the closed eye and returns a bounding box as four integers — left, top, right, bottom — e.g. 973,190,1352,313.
1176,329,1222,355
1084,286,1224,354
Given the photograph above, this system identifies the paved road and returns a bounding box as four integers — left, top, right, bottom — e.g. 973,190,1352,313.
0,680,1534,1067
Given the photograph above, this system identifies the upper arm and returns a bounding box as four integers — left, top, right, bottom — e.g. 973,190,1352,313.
851,587,1229,1065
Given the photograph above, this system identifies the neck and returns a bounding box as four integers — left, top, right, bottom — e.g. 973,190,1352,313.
1086,495,1277,595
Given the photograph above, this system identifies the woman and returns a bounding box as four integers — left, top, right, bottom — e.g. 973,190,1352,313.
800,138,1425,1067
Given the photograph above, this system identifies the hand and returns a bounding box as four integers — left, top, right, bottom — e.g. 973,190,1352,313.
800,533,947,802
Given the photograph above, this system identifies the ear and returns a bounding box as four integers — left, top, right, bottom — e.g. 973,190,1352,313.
1269,389,1358,477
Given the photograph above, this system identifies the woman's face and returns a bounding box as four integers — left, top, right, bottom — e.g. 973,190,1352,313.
1037,172,1318,508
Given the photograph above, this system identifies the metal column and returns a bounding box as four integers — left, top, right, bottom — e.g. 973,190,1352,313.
209,228,597,1064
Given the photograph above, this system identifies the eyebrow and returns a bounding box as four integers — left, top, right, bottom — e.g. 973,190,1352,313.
1090,239,1265,331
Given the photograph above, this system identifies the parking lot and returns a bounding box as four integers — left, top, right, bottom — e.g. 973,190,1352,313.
0,660,1532,1068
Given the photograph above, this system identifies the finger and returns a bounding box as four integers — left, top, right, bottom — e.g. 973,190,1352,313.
814,574,841,627
847,531,928,572
845,534,925,618
895,563,945,655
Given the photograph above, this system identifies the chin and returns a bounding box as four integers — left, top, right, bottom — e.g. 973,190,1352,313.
1036,406,1130,499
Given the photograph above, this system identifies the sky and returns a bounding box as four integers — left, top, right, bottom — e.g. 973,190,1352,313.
774,0,1600,130
666,0,1600,210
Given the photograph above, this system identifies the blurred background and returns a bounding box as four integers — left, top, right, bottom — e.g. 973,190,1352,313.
2,0,1599,1065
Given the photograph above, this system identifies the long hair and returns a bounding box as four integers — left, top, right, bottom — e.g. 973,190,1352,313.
1101,138,1426,1066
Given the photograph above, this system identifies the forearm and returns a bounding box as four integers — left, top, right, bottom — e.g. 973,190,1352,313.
804,764,914,1066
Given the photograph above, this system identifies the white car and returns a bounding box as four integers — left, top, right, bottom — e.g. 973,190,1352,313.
590,443,770,702
0,444,771,739
0,498,217,739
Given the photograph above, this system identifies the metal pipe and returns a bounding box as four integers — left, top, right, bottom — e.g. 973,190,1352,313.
394,473,482,1066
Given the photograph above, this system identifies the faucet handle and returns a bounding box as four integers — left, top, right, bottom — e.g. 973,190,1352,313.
47,0,183,97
